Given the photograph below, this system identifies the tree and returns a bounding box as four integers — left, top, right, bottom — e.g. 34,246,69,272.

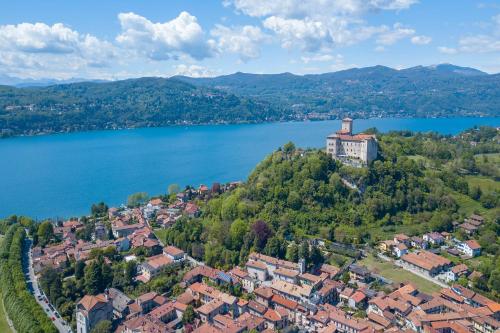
168,184,181,195
84,261,103,295
457,276,468,287
182,305,196,324
469,186,482,200
124,260,136,281
229,219,248,250
37,221,54,246
251,220,272,251
264,236,287,259
342,271,350,284
488,269,500,295
127,192,149,207
91,320,112,333
286,243,299,262
75,261,86,279
309,245,325,268
299,241,310,262
91,202,108,216
283,142,296,158
480,192,498,209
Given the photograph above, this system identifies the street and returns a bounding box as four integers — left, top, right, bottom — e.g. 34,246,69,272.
24,236,72,333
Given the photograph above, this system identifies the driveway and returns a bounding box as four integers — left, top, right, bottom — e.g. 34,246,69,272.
23,236,73,333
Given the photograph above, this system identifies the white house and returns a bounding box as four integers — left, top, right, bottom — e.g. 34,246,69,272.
446,264,469,282
163,245,185,262
394,243,408,258
423,232,445,246
457,240,481,257
246,260,268,281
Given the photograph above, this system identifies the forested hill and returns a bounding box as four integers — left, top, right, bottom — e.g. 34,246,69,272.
174,64,500,119
0,64,499,138
161,127,499,297
0,77,280,137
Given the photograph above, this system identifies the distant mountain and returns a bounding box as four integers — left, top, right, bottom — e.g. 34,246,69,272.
174,64,499,119
0,74,107,87
0,64,498,138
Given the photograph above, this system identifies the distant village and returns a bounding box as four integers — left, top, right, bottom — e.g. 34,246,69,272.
30,180,499,333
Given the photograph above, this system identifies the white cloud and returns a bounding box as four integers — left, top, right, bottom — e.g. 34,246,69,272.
210,24,268,61
225,0,419,52
263,16,331,51
173,64,218,77
116,11,212,60
437,14,500,55
438,46,457,54
411,35,432,45
301,54,337,63
0,23,80,54
224,0,418,18
0,22,117,78
376,23,415,45
458,35,500,53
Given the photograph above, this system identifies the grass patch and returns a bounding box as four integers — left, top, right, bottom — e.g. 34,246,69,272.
153,228,168,244
359,254,441,294
449,190,499,221
0,236,14,333
465,175,500,192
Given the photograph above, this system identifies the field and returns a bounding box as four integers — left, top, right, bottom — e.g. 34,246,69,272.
358,254,441,294
449,190,499,221
0,235,14,333
465,175,500,192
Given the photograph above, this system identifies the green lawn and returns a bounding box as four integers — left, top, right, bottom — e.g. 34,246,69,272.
449,190,499,221
358,254,441,294
153,228,168,244
0,236,14,333
465,175,500,192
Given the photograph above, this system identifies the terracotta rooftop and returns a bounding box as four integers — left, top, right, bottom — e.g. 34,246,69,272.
78,294,108,311
163,245,184,256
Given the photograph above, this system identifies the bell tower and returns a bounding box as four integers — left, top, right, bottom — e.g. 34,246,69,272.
341,117,353,135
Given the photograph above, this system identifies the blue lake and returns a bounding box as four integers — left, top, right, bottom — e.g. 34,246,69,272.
0,117,498,219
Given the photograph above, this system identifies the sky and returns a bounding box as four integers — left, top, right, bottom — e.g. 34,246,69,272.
0,0,499,80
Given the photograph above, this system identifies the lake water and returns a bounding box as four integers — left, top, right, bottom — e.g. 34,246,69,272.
0,117,498,219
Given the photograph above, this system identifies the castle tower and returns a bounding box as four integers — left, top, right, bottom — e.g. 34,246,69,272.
341,117,353,135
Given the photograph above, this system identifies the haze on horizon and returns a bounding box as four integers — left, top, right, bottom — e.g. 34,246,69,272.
0,0,499,81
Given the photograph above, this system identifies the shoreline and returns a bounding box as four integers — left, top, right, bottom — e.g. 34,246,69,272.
1,115,498,141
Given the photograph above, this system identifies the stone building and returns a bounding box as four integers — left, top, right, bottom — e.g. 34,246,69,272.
76,294,113,333
326,118,378,167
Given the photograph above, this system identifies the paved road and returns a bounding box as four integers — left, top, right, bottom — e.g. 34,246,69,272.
24,236,72,333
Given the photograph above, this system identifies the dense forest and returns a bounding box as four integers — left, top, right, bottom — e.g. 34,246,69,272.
1,64,499,137
159,127,500,297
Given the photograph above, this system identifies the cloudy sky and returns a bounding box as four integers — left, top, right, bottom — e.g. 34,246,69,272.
1,0,499,79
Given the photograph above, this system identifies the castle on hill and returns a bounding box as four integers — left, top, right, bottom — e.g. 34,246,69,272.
326,118,378,167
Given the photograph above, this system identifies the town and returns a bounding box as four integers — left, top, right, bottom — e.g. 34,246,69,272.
28,184,498,333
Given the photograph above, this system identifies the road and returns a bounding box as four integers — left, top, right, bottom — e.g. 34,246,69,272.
24,236,72,333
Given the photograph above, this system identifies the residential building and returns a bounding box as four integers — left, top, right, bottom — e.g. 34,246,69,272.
76,294,113,333
457,239,482,257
